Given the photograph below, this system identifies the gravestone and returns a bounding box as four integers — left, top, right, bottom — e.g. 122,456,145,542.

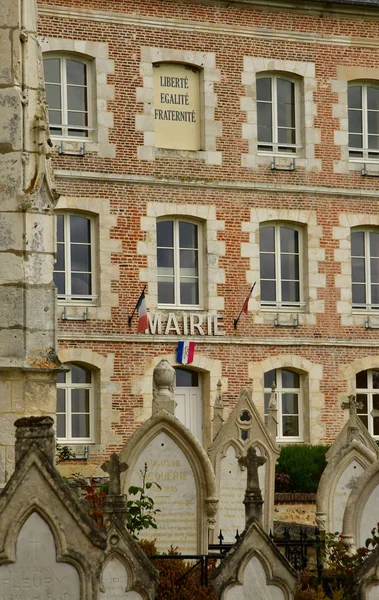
120,410,218,554
316,395,379,534
209,388,279,538
101,556,144,599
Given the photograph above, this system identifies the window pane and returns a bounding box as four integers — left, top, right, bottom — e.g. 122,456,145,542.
278,128,296,145
352,258,365,282
282,416,299,437
57,215,64,243
256,78,272,102
281,369,300,388
373,370,379,389
370,258,379,283
57,371,66,384
281,254,299,280
72,414,89,438
157,248,174,271
176,368,199,387
53,272,65,295
67,86,87,112
264,369,276,388
260,253,276,279
348,86,362,110
370,232,379,257
257,104,273,142
179,222,197,249
56,244,65,271
180,280,199,305
351,231,364,256
44,58,61,83
348,110,363,134
277,79,295,128
358,415,368,429
57,414,66,438
180,249,198,270
352,284,366,305
68,112,87,127
45,84,62,110
282,393,298,414
281,280,300,302
260,227,275,252
71,364,91,383
368,112,379,135
70,216,90,243
57,389,66,412
157,221,173,247
66,60,87,86
280,228,298,253
71,273,91,295
373,417,379,436
373,393,379,408
71,389,90,412
261,280,276,302
356,393,367,412
264,392,271,414
349,134,363,149
368,86,379,111
48,110,63,129
158,280,174,304
371,285,379,305
71,245,91,272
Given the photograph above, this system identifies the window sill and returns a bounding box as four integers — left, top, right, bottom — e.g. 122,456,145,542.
261,305,305,313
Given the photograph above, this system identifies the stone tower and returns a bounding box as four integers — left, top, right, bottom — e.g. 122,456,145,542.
0,0,59,483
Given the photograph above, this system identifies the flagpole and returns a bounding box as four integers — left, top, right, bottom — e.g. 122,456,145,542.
234,282,256,330
128,284,147,327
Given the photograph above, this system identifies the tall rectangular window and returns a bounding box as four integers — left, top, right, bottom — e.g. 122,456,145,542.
57,364,94,442
257,75,297,154
351,229,379,310
348,84,379,160
264,368,302,441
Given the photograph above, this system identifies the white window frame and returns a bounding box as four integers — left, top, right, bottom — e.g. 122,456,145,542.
157,218,202,309
356,369,379,438
351,228,379,312
259,223,304,311
55,212,97,304
256,74,301,156
56,363,95,444
264,368,303,442
43,54,94,142
348,82,379,162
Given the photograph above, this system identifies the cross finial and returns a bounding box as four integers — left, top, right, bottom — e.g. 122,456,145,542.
101,453,128,496
238,446,267,526
341,394,363,429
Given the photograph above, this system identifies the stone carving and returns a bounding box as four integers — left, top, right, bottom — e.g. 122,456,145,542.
341,394,364,443
212,379,225,440
152,360,176,414
267,382,278,441
239,446,267,526
102,453,128,496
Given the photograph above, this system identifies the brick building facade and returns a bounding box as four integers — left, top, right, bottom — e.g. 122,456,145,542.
36,0,379,475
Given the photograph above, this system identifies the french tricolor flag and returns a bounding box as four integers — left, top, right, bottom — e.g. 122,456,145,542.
177,341,195,365
137,291,148,333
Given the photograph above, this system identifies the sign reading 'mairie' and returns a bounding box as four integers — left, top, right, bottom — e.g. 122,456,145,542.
153,63,201,151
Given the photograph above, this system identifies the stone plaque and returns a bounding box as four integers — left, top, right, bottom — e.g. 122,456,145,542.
153,63,201,151
219,445,266,542
102,556,143,599
129,431,197,553
0,511,80,599
332,459,364,533
225,556,285,600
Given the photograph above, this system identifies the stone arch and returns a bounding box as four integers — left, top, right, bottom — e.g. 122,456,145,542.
342,460,379,551
249,354,324,443
120,410,217,554
316,442,375,534
134,351,226,447
340,355,379,396
58,348,121,450
101,552,145,599
223,550,288,600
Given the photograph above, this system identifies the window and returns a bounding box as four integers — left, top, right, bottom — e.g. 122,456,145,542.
157,219,201,307
43,55,92,140
57,364,94,442
351,229,379,310
257,75,298,154
260,224,301,308
54,213,95,302
264,368,302,440
356,369,379,437
174,369,202,443
348,83,379,160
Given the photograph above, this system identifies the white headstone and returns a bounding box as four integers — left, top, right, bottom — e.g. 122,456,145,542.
224,555,285,600
0,512,80,599
219,445,266,541
333,459,364,533
101,556,143,599
359,483,379,547
130,431,197,553
368,584,379,599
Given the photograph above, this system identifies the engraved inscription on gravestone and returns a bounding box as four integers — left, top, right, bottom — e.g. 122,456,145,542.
129,431,197,553
0,512,80,599
153,63,201,151
101,556,143,599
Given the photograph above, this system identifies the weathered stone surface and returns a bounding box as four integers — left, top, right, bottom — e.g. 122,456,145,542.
0,90,22,151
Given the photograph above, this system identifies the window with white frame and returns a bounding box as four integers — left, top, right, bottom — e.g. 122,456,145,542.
356,369,379,437
257,75,299,154
57,363,95,442
264,368,302,441
157,219,201,307
351,229,379,310
348,83,379,161
260,224,302,308
43,55,92,140
54,213,95,302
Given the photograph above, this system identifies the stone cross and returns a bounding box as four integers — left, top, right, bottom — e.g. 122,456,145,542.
101,453,128,496
341,394,364,442
238,446,267,526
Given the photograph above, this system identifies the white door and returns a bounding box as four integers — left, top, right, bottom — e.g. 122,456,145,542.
175,368,202,443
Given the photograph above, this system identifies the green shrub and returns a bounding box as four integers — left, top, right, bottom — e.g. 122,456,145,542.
276,445,329,493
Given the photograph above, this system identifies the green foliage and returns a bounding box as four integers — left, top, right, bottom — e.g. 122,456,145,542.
56,444,76,464
276,445,329,493
126,462,161,539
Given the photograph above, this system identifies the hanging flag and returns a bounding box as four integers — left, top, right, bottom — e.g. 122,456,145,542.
177,341,195,365
137,290,148,333
234,282,256,329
